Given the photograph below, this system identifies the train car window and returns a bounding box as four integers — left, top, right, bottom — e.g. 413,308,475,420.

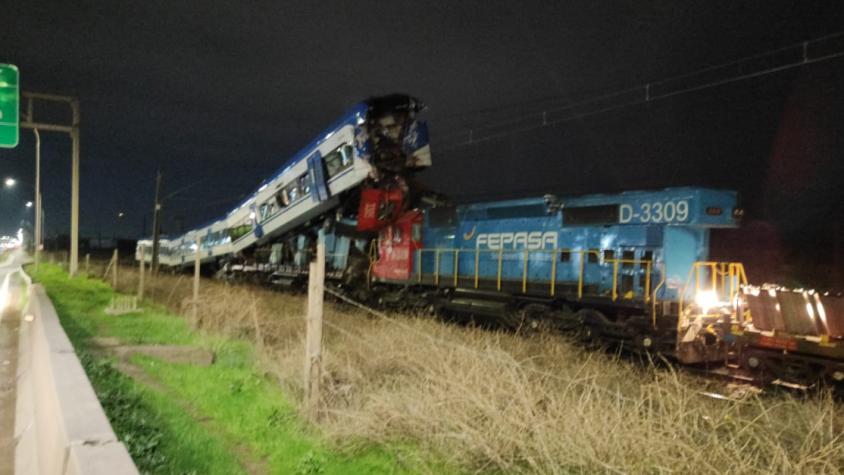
325,144,355,178
563,204,619,226
641,250,653,269
299,174,312,195
560,250,571,262
588,249,599,263
276,189,290,208
286,182,300,202
428,206,457,227
622,250,635,268
603,250,615,262
341,145,354,166
227,224,252,241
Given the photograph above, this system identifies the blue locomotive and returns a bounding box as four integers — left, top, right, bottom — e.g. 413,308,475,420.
370,187,749,364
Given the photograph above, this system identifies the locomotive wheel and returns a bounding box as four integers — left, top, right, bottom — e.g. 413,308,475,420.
515,304,551,336
574,308,607,345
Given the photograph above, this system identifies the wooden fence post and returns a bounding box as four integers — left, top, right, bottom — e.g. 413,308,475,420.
85,253,90,275
138,246,145,300
304,233,325,419
112,249,119,288
192,237,201,323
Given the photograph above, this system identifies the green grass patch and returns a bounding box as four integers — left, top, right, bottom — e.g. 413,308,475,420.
29,264,435,474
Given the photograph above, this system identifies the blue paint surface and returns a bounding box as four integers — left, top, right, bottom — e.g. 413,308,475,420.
420,187,739,302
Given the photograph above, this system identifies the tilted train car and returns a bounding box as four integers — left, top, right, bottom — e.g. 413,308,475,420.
137,94,430,268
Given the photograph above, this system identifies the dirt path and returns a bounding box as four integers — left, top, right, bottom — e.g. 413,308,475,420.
111,354,269,475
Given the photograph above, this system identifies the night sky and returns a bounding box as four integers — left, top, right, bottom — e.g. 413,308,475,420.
2,1,843,286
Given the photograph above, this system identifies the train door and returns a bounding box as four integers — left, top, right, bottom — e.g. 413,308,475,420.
307,152,330,202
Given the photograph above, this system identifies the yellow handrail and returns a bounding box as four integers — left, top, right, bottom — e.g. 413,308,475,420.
522,249,529,293
413,247,654,302
677,261,748,335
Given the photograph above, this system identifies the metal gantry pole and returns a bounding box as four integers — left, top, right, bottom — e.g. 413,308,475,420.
33,128,42,269
20,93,81,277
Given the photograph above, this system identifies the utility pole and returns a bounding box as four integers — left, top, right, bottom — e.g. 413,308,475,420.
834,221,842,291
192,236,201,323
151,169,162,275
304,231,325,420
138,246,145,300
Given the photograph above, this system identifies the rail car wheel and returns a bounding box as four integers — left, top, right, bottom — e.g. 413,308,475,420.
739,348,777,384
574,308,607,345
515,304,551,336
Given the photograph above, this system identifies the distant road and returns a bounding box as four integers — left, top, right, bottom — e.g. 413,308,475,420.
0,250,29,475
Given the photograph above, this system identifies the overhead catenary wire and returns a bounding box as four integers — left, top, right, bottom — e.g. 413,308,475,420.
436,31,844,151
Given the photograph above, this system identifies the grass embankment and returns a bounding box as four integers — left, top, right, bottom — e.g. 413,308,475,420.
91,259,844,475
30,264,425,474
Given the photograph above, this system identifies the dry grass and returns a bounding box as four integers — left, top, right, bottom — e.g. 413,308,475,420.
96,259,844,474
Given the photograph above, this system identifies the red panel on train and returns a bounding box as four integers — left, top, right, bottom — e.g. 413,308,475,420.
372,211,422,281
357,187,405,231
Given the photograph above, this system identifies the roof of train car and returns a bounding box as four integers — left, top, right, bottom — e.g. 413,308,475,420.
144,101,370,242
454,186,736,210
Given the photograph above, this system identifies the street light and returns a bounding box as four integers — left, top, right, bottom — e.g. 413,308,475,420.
3,177,42,259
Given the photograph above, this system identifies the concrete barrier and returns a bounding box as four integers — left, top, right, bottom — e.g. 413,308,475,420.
15,280,138,475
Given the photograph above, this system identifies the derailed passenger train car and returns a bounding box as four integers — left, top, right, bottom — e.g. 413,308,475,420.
137,94,430,269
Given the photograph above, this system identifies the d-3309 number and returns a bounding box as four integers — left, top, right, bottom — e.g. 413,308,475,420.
619,200,689,224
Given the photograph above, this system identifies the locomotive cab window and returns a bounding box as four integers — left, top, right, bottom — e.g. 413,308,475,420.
603,249,615,262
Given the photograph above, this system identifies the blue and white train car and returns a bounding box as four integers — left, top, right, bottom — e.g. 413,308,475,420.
137,95,430,269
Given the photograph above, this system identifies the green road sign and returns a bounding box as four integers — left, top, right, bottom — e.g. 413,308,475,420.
0,64,20,148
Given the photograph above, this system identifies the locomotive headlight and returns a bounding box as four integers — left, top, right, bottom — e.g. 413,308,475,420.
695,290,722,315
